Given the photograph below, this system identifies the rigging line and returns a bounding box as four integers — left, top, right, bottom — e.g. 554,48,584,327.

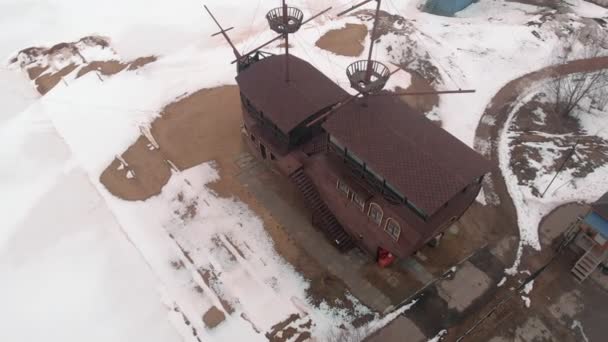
294,33,345,85
293,34,322,71
295,34,346,88
308,14,348,80
411,25,462,89
242,0,263,53
300,0,359,14
385,0,462,90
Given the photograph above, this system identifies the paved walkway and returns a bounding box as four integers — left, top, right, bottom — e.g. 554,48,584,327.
235,154,394,312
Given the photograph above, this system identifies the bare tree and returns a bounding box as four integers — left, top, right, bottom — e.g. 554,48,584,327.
545,33,608,118
595,86,608,112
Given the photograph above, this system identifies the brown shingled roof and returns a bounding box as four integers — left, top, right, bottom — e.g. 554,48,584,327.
236,54,349,134
323,96,492,216
593,192,608,220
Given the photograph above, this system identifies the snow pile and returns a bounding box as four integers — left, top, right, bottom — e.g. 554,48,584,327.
427,329,448,342
571,319,590,342
520,280,535,308
10,36,117,72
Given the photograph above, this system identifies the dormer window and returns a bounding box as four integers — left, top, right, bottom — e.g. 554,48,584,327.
368,202,383,226
336,179,350,196
385,218,401,242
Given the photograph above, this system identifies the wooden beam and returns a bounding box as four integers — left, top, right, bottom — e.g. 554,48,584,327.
204,5,241,59
302,6,333,25
211,27,234,37
374,89,477,97
231,34,284,64
305,94,361,128
365,0,382,82
306,67,403,128
231,6,332,64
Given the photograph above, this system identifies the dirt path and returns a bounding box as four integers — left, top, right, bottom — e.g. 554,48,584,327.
443,56,608,341
474,55,608,249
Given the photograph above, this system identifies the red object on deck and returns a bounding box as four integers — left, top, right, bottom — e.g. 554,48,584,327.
377,248,396,268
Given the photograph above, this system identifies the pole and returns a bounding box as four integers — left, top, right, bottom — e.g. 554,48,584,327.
540,140,579,198
365,0,382,83
204,5,241,59
283,0,290,83
373,89,476,97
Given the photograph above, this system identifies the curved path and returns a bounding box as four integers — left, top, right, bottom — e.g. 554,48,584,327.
473,56,608,261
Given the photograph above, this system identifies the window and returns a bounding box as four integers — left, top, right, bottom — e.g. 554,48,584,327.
336,179,350,196
368,202,383,226
385,218,401,241
352,192,366,211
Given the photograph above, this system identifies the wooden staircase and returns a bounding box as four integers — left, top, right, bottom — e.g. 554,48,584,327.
571,233,606,283
289,168,354,252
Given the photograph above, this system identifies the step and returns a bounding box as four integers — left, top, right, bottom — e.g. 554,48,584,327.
571,267,586,282
578,258,600,269
572,266,591,280
574,265,592,276
576,262,594,273
328,226,345,239
301,191,316,201
334,231,348,243
290,173,305,181
300,186,315,195
585,254,601,264
310,201,324,210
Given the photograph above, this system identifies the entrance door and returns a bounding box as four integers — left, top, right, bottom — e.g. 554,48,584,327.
260,144,267,159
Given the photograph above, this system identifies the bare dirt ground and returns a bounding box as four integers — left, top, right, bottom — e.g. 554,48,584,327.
12,36,156,95
315,23,367,57
474,56,608,239
508,93,608,196
442,56,608,342
395,71,439,115
77,56,157,79
99,85,369,321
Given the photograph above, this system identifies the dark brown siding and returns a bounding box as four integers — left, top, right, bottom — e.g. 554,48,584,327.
324,96,492,216
305,153,481,258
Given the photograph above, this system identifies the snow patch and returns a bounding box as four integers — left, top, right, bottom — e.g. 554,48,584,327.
428,329,448,342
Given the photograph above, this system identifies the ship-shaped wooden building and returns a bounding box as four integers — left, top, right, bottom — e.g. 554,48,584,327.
206,0,491,265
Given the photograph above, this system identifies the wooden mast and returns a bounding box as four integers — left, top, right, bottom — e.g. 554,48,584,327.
283,0,290,83
229,6,332,64
204,5,241,59
365,0,382,83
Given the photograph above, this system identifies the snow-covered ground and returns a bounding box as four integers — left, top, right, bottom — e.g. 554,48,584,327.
3,0,608,340
500,88,608,275
568,0,608,17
